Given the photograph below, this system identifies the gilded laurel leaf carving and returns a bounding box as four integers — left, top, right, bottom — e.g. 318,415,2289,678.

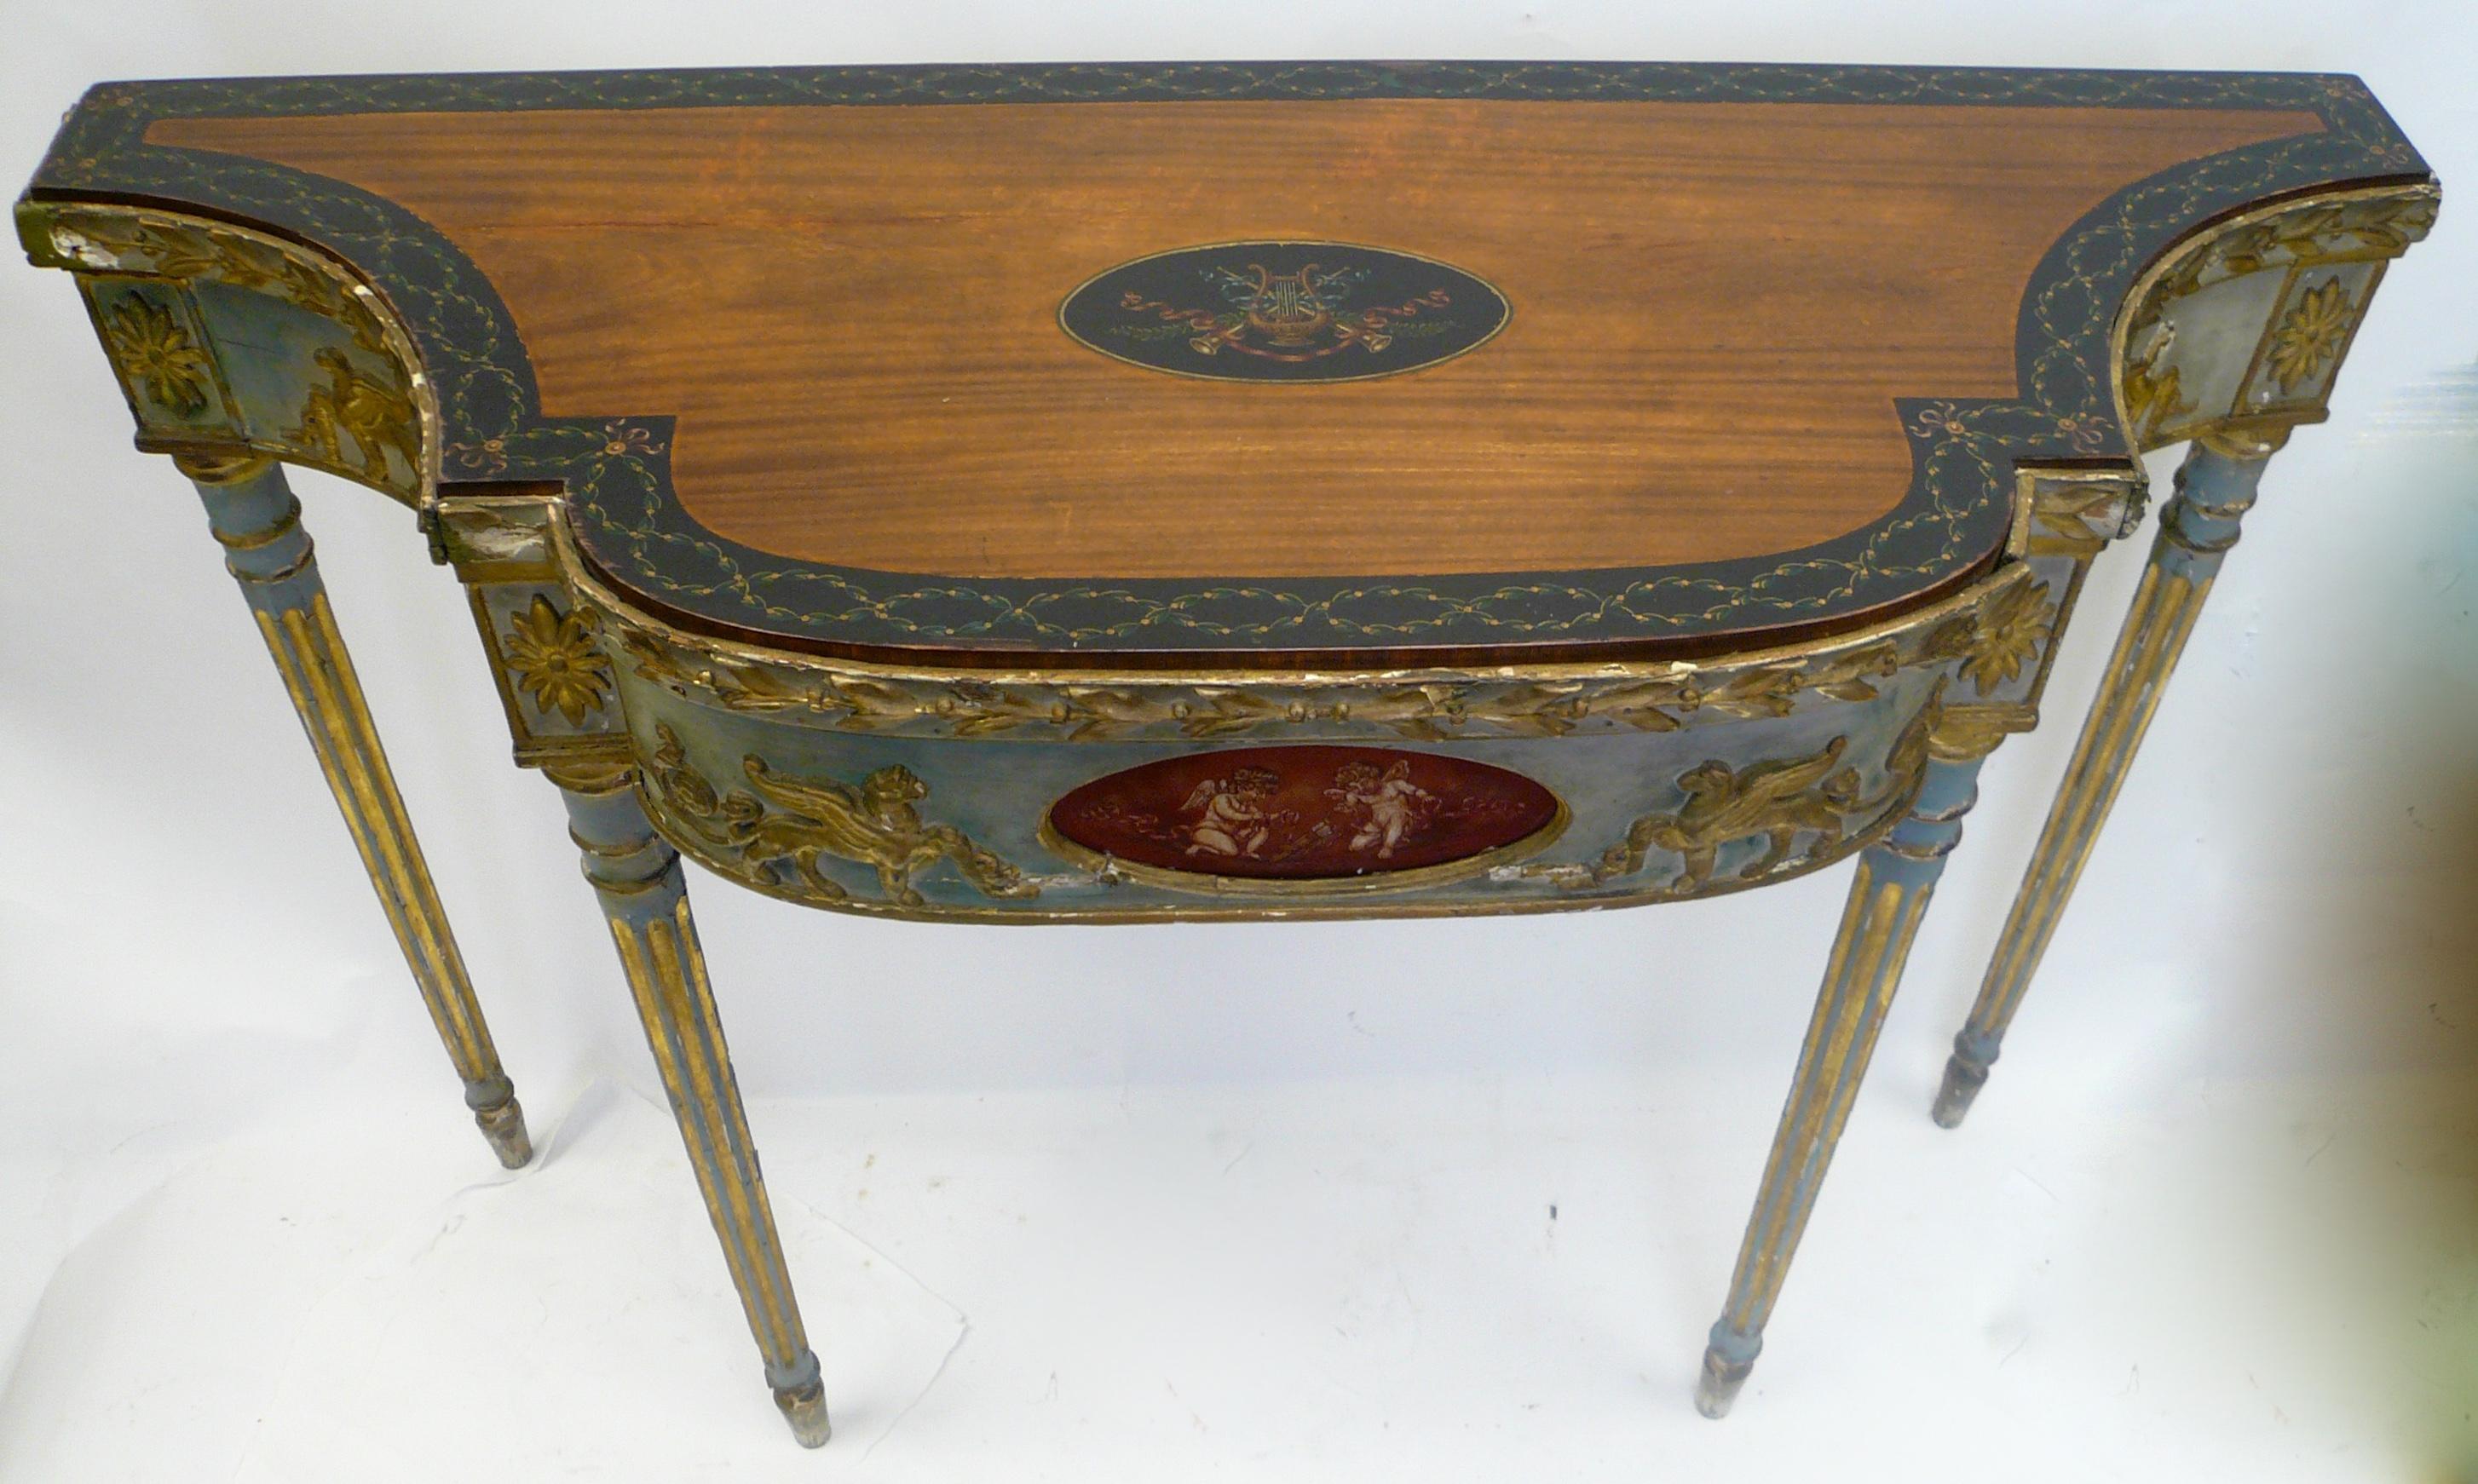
1802,641,1905,704
1178,689,1292,739
1460,683,1592,737
1583,677,1694,729
500,594,613,725
599,567,2032,744
644,724,1036,906
1357,685,1478,739
81,216,386,349
2266,277,2354,391
2029,484,2127,557
1928,701,2036,762
101,296,212,416
2154,194,2434,307
1052,688,1169,740
1691,667,1805,719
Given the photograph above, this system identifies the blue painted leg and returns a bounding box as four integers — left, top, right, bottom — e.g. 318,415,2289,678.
560,777,831,1447
1697,755,1985,1418
182,450,531,1168
1934,434,2275,1129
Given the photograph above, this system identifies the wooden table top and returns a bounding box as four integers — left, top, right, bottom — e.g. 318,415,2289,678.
22,64,2429,668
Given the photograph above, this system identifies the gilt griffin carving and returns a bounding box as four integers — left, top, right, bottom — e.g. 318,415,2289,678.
644,724,1036,906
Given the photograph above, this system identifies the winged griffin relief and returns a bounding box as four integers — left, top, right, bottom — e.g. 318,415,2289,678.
644,724,1037,906
1522,689,1941,894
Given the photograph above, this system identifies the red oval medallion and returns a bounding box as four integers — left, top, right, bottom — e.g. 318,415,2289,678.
1046,745,1563,886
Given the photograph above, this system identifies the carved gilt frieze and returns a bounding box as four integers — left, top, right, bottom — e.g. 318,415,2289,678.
1519,685,1939,894
584,559,2054,746
643,724,1040,907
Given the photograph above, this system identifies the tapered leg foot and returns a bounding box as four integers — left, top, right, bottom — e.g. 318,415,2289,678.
775,1378,833,1447
1929,1032,1997,1130
1695,1331,1759,1419
1929,1061,1985,1130
470,1089,533,1169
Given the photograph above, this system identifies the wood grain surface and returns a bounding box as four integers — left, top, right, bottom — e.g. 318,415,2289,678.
151,98,2314,582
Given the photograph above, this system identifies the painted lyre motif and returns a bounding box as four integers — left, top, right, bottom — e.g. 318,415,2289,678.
1060,240,1507,380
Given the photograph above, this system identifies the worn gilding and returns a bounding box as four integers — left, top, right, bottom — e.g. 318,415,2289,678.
20,62,2438,1447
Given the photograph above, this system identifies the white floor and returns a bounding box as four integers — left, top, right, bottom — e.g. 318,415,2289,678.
2,1038,2471,1480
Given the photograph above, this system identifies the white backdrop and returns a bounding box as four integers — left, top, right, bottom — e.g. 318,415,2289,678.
3,4,2474,1480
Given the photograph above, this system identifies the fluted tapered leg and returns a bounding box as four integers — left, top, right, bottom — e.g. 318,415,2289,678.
1933,435,2276,1130
560,778,830,1447
182,451,531,1168
1697,755,1984,1418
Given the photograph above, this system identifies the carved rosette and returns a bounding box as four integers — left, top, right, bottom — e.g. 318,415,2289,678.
498,594,614,726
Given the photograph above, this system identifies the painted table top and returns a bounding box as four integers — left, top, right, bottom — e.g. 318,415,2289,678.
20,64,2429,666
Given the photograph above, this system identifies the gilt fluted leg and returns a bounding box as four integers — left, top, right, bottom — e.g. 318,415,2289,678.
183,451,530,1168
559,778,830,1447
1933,434,2276,1129
1697,755,1984,1418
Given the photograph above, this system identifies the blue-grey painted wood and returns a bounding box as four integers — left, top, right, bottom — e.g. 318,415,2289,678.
189,456,530,1167
1935,440,2273,1129
557,780,832,1447
620,666,1949,920
1697,755,1986,1417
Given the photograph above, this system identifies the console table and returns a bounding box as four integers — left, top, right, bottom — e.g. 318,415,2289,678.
19,62,2436,1447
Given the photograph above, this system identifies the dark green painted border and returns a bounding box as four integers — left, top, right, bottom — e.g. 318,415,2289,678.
24,63,2429,656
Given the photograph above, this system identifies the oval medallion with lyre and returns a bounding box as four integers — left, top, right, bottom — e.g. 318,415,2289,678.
1059,242,1510,383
